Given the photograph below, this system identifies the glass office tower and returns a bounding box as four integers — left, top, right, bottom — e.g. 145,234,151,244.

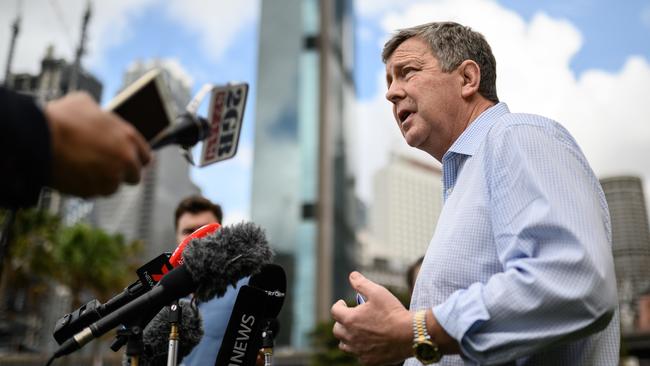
251,0,356,349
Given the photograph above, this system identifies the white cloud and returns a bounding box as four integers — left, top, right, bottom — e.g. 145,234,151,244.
0,0,259,82
356,0,650,210
164,0,260,63
0,0,155,78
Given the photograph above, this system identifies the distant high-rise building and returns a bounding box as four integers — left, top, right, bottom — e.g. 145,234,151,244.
600,176,650,332
251,0,356,349
90,59,199,259
361,153,443,290
11,45,102,103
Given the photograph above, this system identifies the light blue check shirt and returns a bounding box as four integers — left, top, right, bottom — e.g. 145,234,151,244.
406,103,619,366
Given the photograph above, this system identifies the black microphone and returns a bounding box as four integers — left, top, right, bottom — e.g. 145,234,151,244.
130,299,204,366
248,264,286,319
149,82,249,167
149,113,209,149
215,264,286,366
250,264,286,366
213,285,268,366
52,223,221,345
51,222,273,360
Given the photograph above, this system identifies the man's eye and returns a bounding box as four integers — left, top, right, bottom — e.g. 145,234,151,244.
403,67,416,77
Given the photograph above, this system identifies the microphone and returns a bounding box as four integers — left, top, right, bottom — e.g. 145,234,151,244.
183,222,273,302
215,264,286,366
149,113,209,150
134,299,204,366
248,264,286,319
169,222,222,267
213,285,268,366
52,223,221,345
149,83,249,169
250,264,286,366
51,222,273,360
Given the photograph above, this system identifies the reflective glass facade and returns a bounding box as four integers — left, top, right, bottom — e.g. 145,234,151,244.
251,0,356,349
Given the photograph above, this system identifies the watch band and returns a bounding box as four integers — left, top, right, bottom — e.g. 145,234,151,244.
413,309,431,342
412,309,442,364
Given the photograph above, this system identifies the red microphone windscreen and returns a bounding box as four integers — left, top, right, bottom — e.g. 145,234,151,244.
169,223,221,267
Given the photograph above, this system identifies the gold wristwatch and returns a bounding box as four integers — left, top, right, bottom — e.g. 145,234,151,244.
412,309,442,364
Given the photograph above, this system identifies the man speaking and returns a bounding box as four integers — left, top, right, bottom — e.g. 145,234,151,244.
331,21,618,365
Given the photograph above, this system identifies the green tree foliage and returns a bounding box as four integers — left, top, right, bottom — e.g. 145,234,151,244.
53,223,142,307
1,208,61,292
1,208,141,309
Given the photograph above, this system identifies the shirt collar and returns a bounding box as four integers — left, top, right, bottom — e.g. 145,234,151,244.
443,102,509,161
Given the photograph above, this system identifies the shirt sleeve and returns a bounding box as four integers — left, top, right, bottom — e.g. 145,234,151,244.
432,123,617,364
0,87,52,208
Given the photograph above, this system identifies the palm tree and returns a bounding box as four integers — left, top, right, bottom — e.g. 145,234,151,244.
0,208,61,312
1,209,141,360
53,222,142,308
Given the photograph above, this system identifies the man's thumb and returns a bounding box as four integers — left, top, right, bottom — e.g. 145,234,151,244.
350,271,376,297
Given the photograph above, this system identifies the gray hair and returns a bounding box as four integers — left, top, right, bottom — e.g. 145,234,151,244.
382,21,499,103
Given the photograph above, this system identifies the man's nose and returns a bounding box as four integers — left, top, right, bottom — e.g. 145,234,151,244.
385,82,404,104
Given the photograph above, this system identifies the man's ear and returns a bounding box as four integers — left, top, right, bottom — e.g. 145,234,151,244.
459,60,481,98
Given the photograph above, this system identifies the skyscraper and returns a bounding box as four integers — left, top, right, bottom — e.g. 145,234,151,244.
251,0,356,349
361,152,443,291
600,176,650,332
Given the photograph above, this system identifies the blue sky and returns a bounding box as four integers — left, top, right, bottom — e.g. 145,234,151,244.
2,0,650,222
356,0,650,99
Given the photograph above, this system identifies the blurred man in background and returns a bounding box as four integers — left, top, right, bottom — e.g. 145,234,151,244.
174,195,250,366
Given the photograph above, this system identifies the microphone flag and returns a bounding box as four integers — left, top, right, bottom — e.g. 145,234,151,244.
199,83,248,167
214,285,268,366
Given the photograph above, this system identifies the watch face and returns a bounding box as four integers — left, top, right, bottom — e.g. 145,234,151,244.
414,342,442,364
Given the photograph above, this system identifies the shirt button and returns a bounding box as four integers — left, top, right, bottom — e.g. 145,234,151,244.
446,187,453,195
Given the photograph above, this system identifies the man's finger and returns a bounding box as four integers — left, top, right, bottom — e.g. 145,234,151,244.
349,271,380,300
118,117,152,166
331,299,349,322
122,149,143,185
339,341,355,354
332,321,349,342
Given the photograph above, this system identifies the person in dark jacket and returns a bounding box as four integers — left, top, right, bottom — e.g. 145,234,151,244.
0,87,151,208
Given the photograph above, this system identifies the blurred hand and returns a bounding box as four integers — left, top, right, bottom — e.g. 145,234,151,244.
331,271,413,366
44,92,151,197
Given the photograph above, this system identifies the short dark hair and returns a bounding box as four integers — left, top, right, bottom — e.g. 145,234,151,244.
382,21,499,104
174,195,223,228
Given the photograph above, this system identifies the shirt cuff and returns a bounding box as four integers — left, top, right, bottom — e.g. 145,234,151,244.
432,282,491,360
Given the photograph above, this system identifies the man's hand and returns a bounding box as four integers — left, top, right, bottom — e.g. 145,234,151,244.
44,92,152,197
331,271,413,366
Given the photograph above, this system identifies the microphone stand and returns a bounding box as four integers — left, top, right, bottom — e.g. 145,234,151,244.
166,300,181,366
117,325,143,366
261,321,275,366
